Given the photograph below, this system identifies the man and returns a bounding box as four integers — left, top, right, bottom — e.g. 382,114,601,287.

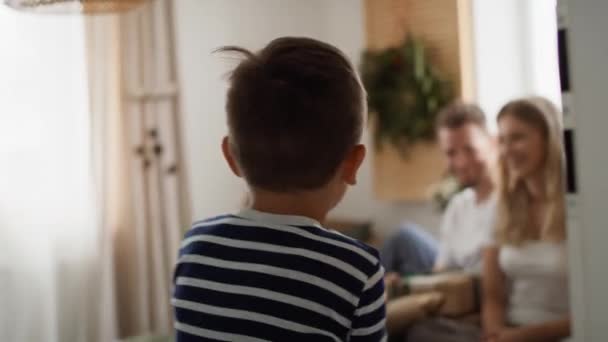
381,102,497,279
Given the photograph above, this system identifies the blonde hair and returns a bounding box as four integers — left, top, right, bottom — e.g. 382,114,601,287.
495,97,566,245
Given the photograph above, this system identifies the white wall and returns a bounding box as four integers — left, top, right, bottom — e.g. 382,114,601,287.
173,0,442,238
472,0,561,132
522,0,562,105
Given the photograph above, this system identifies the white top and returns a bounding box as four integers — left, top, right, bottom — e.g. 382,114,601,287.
500,241,570,326
435,188,497,274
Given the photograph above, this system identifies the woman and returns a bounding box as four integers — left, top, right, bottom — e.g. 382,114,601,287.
482,97,570,342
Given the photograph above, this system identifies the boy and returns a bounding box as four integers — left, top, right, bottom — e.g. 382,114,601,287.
172,37,387,341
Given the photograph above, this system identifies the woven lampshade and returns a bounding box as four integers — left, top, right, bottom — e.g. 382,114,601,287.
4,0,148,13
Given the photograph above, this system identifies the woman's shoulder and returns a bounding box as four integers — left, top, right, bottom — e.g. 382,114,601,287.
499,240,568,272
500,240,566,255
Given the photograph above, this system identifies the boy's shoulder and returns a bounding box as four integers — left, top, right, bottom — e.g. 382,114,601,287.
182,214,235,238
183,213,381,270
318,227,381,260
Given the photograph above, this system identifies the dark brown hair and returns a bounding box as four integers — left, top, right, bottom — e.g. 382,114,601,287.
217,37,365,192
436,101,487,131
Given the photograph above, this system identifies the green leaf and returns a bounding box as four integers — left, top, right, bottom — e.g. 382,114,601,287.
413,40,425,81
428,96,438,113
421,76,433,94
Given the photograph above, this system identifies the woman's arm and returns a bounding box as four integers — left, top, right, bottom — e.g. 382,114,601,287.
482,245,507,335
498,317,571,342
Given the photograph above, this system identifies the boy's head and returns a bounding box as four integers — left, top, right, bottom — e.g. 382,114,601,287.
436,101,496,188
219,37,366,201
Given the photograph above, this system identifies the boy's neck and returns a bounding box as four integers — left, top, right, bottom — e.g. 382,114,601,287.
248,188,333,223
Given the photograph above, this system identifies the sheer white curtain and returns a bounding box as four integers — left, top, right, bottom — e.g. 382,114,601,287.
0,2,185,340
0,7,115,342
86,1,186,338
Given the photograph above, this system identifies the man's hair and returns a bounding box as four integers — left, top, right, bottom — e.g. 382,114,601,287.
436,101,487,131
218,37,365,192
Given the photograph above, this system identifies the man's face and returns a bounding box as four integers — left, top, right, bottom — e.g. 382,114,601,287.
438,124,495,188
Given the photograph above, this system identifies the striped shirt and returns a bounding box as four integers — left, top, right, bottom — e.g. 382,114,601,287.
172,209,387,342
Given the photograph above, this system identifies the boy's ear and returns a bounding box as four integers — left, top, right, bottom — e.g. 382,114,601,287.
341,144,366,185
222,136,242,178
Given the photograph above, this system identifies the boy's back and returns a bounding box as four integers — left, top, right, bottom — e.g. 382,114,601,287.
173,210,386,341
172,36,386,341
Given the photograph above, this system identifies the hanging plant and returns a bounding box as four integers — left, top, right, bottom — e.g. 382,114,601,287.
361,35,453,156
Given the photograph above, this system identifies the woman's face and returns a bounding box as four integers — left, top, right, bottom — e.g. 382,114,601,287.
498,114,546,181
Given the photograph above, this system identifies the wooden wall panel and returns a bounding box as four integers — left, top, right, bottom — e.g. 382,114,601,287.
365,0,474,201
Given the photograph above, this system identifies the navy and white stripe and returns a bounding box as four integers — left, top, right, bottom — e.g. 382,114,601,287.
173,209,387,341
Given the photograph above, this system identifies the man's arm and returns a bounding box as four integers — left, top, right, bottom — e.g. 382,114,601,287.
433,199,459,272
433,242,451,272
